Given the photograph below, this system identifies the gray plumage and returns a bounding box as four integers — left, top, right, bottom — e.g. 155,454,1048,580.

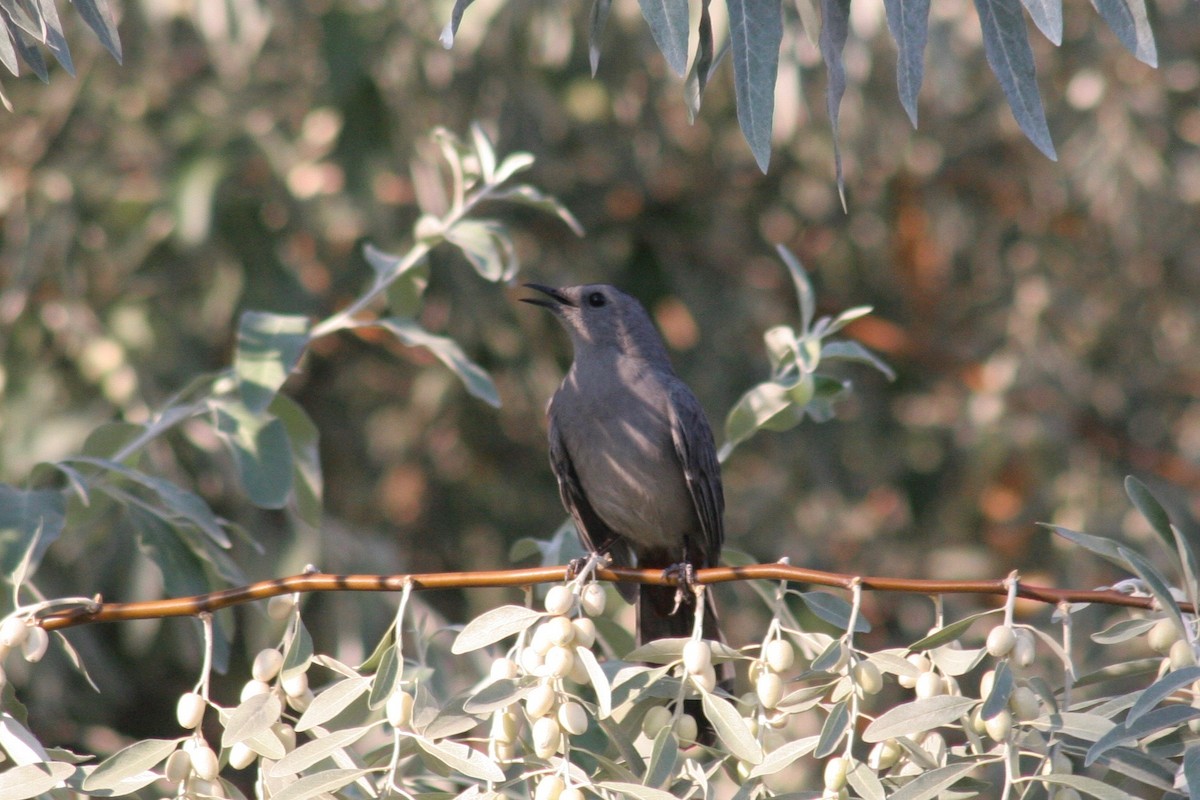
523,283,724,646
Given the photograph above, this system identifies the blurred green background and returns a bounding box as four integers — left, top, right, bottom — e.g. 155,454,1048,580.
1,0,1199,748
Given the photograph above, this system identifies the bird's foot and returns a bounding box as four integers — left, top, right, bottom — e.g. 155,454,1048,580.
662,562,698,615
567,550,610,583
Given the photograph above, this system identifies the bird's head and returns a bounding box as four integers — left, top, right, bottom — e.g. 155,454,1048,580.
522,283,670,365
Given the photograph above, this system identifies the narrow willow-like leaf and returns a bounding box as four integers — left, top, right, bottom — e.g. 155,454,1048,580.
576,645,613,717
981,660,1014,720
598,782,677,800
1128,666,1200,725
907,609,1002,651
294,676,367,734
215,402,295,509
881,0,931,126
1026,712,1115,741
799,591,871,633
1043,524,1127,569
819,0,851,203
11,26,47,83
1038,772,1153,800
378,318,500,408
1118,545,1187,639
451,605,543,654
847,758,888,800
0,20,18,76
888,761,985,800
72,0,121,61
700,691,763,763
684,0,715,121
748,736,819,777
82,739,180,791
0,762,75,800
1087,704,1200,766
32,0,71,76
1125,476,1174,548
270,768,374,800
588,0,612,75
0,486,64,576
440,0,476,47
1091,617,1156,645
1183,745,1200,800
863,696,976,742
1090,0,1156,65
727,0,781,172
463,678,535,714
644,727,678,788
222,694,283,748
815,700,850,757
367,644,400,709
414,737,505,782
638,0,689,76
1019,0,1063,43
268,726,373,778
973,0,1057,160
821,340,897,380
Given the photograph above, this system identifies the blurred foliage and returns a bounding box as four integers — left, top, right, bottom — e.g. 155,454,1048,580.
0,0,1198,754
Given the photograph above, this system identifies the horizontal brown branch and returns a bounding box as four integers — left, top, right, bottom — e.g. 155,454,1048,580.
34,563,1186,632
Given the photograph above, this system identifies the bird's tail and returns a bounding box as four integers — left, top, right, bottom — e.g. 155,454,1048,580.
637,584,730,746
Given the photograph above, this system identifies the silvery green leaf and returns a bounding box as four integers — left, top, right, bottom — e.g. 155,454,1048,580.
444,219,516,282
72,0,122,62
863,696,976,742
1127,665,1200,725
463,677,535,714
1044,524,1128,569
684,0,714,120
1091,617,1156,644
721,381,797,457
888,761,985,800
0,761,75,799
451,605,543,654
1037,772,1149,800
700,690,763,763
235,311,311,415
637,0,689,76
588,0,612,75
847,758,888,800
1125,476,1174,549
222,693,282,747
973,0,1057,159
414,737,505,782
775,245,814,332
1090,0,1156,66
577,645,613,718
214,401,294,510
1026,712,1115,741
644,727,678,788
749,735,819,777
812,639,848,673
1019,0,1063,43
928,645,987,677
1072,658,1161,689
81,739,180,791
815,700,850,757
0,486,64,577
368,644,400,709
492,185,584,236
493,152,535,183
727,0,781,172
821,340,896,380
282,620,314,679
270,768,374,800
469,122,495,181
1086,704,1200,766
1118,545,1186,638
763,325,798,373
32,0,71,75
268,726,373,778
882,0,931,125
11,26,47,83
1184,745,1200,800
818,0,852,203
422,693,482,740
981,660,1013,720
295,677,370,733
799,591,871,633
598,783,677,800
377,318,500,408
439,0,476,47
0,715,50,766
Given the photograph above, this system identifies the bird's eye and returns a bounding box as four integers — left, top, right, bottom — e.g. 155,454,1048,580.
587,292,607,308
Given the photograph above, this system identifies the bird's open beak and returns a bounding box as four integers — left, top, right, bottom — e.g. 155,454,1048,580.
521,284,574,310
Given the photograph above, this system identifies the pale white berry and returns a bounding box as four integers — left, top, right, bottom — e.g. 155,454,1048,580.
526,683,557,719
228,742,257,770
571,618,596,649
491,710,520,743
969,707,988,735
535,775,565,800
558,701,588,735
286,688,313,712
241,680,271,702
490,657,519,680
176,692,206,730
520,646,545,673
532,717,561,758
252,649,284,683
980,669,996,700
984,709,1013,742
986,625,1016,658
943,675,961,696
1044,751,1072,775
190,744,219,781
674,713,698,742
1148,618,1180,654
21,627,48,663
531,622,557,656
581,583,606,616
544,616,575,646
544,585,574,616
923,732,947,764
854,661,883,694
756,673,784,709
683,640,712,675
1170,639,1197,670
915,670,943,699
1012,629,1036,666
765,639,795,672
693,663,717,693
267,594,296,620
568,654,590,685
164,749,192,783
824,757,849,791
545,645,575,678
273,722,296,752
642,706,672,737
868,739,902,770
1009,687,1039,721
386,691,414,728
0,618,28,648
281,671,308,698
899,653,931,688
561,788,585,800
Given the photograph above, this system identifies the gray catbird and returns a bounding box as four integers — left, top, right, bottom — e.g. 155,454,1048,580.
522,283,724,647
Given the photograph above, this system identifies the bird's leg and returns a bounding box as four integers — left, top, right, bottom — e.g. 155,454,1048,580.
567,546,613,582
662,562,698,615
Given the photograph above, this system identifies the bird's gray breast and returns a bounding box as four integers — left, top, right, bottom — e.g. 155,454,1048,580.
552,360,696,552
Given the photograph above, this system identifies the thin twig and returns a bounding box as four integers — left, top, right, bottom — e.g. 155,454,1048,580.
33,563,1188,631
